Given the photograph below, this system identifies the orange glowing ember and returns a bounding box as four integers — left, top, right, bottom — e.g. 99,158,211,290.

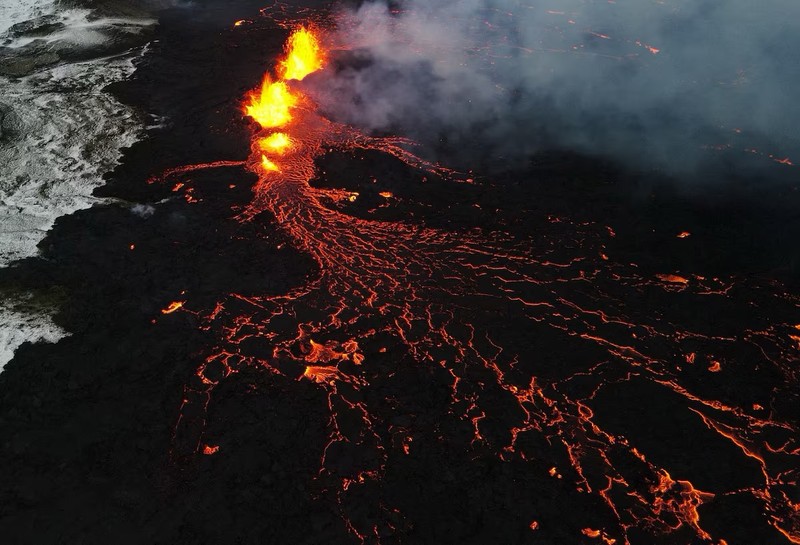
303,365,344,384
244,79,297,129
278,26,325,81
161,301,184,314
582,528,601,538
656,273,689,285
259,132,292,154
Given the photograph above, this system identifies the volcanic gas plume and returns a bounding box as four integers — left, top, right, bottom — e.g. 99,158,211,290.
305,0,800,176
152,22,800,545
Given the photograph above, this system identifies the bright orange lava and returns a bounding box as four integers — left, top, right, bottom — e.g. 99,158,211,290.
244,78,297,129
244,26,324,175
278,25,325,81
260,154,280,172
259,132,292,154
161,301,184,314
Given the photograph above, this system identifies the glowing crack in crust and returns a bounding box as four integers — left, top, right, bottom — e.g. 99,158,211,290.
152,20,800,545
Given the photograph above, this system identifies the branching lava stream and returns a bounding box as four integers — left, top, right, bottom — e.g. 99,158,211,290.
151,23,800,545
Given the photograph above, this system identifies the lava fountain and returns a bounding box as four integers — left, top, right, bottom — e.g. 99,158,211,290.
153,22,800,545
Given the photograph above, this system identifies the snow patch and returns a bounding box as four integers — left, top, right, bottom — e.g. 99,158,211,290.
0,0,56,36
0,298,65,371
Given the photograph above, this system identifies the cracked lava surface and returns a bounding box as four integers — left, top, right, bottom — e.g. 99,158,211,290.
144,18,800,545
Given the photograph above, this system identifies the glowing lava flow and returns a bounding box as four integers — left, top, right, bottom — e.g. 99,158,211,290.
259,132,291,153
157,23,800,545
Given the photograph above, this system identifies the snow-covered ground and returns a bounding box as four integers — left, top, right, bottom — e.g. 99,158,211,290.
0,0,54,36
0,297,65,367
0,0,150,371
0,54,145,266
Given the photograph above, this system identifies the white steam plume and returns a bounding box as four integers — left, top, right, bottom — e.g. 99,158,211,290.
306,0,800,175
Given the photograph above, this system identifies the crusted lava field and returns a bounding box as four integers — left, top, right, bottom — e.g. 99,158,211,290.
1,2,799,544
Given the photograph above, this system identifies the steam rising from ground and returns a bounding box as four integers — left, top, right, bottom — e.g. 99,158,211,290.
307,0,800,175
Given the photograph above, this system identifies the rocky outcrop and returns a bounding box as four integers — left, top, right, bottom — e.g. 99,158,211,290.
0,4,158,78
0,50,60,78
3,15,65,41
0,103,23,142
56,0,181,19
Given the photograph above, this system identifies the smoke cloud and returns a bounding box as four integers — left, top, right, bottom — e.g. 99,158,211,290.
305,0,800,176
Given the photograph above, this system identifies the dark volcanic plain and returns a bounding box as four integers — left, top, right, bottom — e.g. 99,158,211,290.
1,1,799,544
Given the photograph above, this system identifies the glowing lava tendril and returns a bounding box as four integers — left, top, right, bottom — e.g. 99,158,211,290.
154,22,800,545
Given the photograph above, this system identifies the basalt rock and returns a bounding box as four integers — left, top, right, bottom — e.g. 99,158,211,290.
0,103,23,142
0,51,60,78
56,0,181,19
0,19,154,77
3,15,65,41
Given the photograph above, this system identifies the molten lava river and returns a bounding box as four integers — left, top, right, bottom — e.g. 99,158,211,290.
151,23,800,545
